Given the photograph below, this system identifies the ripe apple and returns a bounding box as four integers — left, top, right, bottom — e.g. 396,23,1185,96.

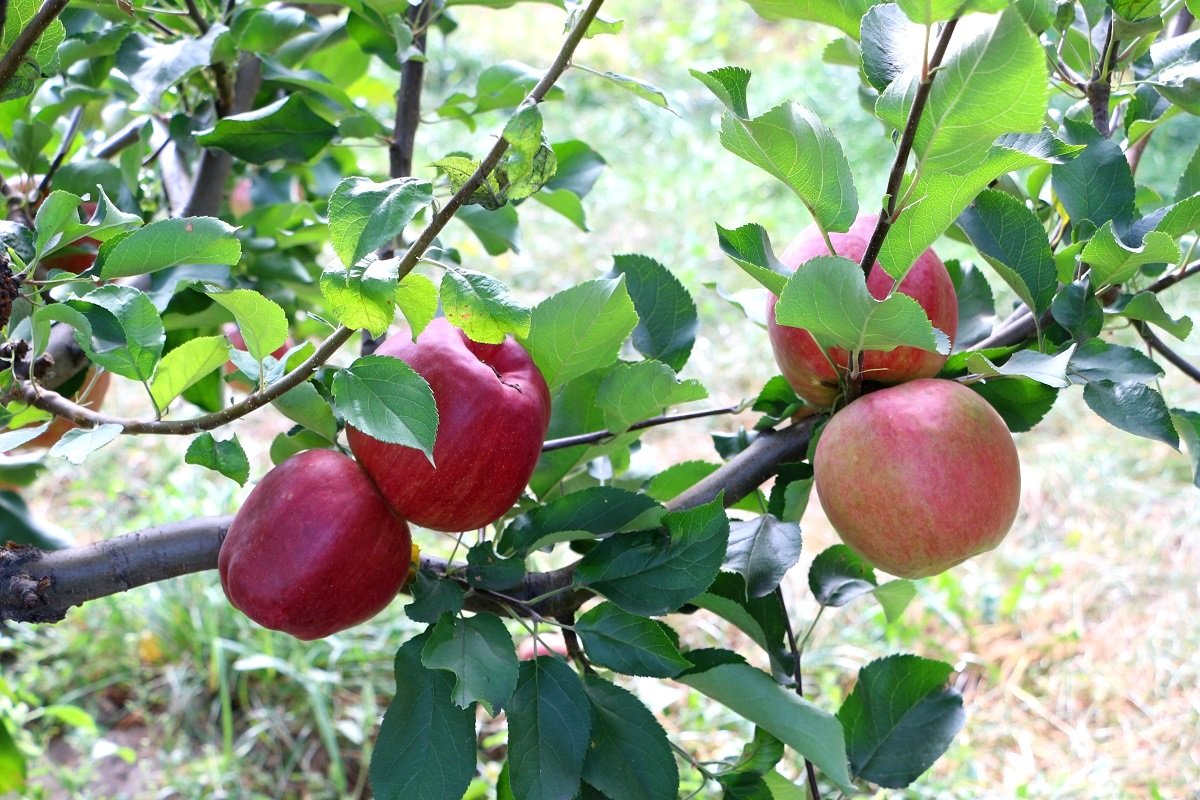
347,318,552,532
8,370,111,454
813,378,1020,578
767,213,959,407
218,449,413,640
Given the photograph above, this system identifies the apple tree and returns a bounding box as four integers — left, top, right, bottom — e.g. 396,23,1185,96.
2,0,1199,797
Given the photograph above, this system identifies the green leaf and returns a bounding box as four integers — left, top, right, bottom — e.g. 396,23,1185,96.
575,495,730,616
608,254,697,371
580,66,673,111
0,719,25,795
716,222,790,295
1067,339,1164,384
271,382,338,441
508,658,591,800
876,8,1047,174
1171,409,1200,488
395,272,439,339
861,4,921,91
1113,292,1193,340
957,190,1057,314
838,654,964,787
98,217,240,279
498,486,663,557
693,67,857,233
1051,281,1104,341
327,177,433,268
1082,380,1180,449
498,105,558,202
434,155,503,209
581,674,679,800
370,633,478,800
473,60,564,113
873,580,917,623
150,335,229,412
196,95,336,164
723,515,803,599
575,603,692,678
679,663,853,790
1051,119,1136,228
809,544,877,607
775,256,948,354
546,140,607,198
741,0,878,38
320,258,399,337
405,570,466,624
184,432,250,485
456,204,521,254
596,360,708,433
333,355,438,461
113,26,227,107
206,289,289,362
465,542,526,591
970,378,1058,433
525,277,639,390
440,269,532,344
63,285,165,381
946,260,997,350
1080,222,1180,287
0,491,69,549
965,345,1076,388
48,424,124,465
422,614,519,715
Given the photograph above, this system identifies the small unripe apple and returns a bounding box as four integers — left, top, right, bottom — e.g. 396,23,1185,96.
767,213,958,406
813,378,1020,578
218,449,413,640
347,318,552,532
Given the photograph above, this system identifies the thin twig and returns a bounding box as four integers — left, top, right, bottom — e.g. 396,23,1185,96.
37,106,86,199
0,0,69,96
1148,262,1200,293
542,405,741,451
778,588,822,800
1136,322,1200,383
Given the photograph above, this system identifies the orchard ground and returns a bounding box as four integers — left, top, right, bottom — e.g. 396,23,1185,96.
4,1,1200,798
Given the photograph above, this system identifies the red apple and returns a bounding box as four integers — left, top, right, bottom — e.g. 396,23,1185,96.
767,213,958,407
813,378,1020,578
218,449,413,640
347,318,551,532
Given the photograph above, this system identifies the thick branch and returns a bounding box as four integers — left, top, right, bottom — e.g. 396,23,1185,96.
1136,322,1200,383
389,2,430,182
0,0,69,96
1,416,815,625
181,57,262,218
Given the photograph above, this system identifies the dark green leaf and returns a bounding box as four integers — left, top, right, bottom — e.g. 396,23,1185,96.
723,515,803,599
809,545,877,607
1172,409,1200,488
957,189,1056,314
545,140,606,198
581,674,679,800
609,254,697,371
970,378,1058,433
456,204,520,254
405,570,466,624
465,542,526,591
499,487,663,557
1067,339,1164,384
716,222,789,295
1082,380,1180,449
575,602,692,678
114,26,227,107
184,432,249,485
1051,281,1104,341
945,260,996,350
861,4,921,91
333,355,438,460
1112,292,1193,340
508,658,591,800
473,60,564,113
422,613,519,715
1051,119,1136,228
369,633,477,800
0,491,69,549
837,654,965,788
196,95,336,164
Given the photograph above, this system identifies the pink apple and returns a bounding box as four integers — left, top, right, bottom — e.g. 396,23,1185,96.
767,213,958,406
813,378,1020,578
347,318,552,532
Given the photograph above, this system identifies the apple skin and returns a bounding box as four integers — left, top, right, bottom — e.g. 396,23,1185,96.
767,213,959,407
8,370,111,454
218,449,413,640
347,318,552,532
813,378,1020,578
516,635,568,661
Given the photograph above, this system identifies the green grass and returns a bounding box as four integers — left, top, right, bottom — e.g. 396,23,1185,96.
5,1,1200,798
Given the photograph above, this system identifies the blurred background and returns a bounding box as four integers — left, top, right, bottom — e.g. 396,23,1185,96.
4,1,1199,797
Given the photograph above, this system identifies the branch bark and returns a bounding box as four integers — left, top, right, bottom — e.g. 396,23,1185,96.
1136,322,1200,383
0,0,69,97
1,416,815,625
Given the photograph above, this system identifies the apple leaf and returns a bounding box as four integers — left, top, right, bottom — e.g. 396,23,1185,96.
1067,339,1164,385
440,268,531,344
723,515,803,599
464,542,526,592
113,25,225,108
498,105,558,202
809,545,878,607
471,59,565,114
456,204,521,255
596,360,708,433
693,66,857,234
679,662,853,791
716,222,790,296
205,288,289,363
1111,292,1193,340
525,276,639,390
580,674,679,800
838,654,965,788
1083,380,1180,450
149,335,229,412
957,189,1057,315
0,491,69,550
507,658,591,800
48,424,124,465
860,4,922,90
873,579,917,624
369,633,477,800
498,486,663,557
964,345,1076,388
1051,119,1136,229
575,602,692,678
1172,409,1200,488
0,424,52,452
405,570,466,624
422,613,518,716
609,254,697,371
575,495,729,616
320,258,398,337
332,355,438,462
970,378,1059,433
59,285,165,382
392,272,438,340
741,0,874,39
1080,222,1180,287
775,256,948,355
196,94,336,164
94,217,239,280
271,382,338,442
0,718,25,795
327,177,432,268
642,461,767,515
184,432,250,486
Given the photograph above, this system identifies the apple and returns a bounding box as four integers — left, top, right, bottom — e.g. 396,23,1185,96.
813,378,1020,578
516,634,568,661
767,213,959,407
218,449,413,640
347,318,552,532
8,370,111,454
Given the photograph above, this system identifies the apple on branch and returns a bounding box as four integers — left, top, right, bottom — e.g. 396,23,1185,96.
348,318,551,532
813,378,1021,578
767,213,958,407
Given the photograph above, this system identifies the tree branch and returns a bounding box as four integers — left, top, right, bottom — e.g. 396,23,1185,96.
181,57,262,218
0,0,69,97
389,1,430,182
1,417,815,625
542,405,740,451
1136,322,1200,383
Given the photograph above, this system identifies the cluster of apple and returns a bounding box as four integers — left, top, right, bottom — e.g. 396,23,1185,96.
217,319,552,640
767,215,1022,578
